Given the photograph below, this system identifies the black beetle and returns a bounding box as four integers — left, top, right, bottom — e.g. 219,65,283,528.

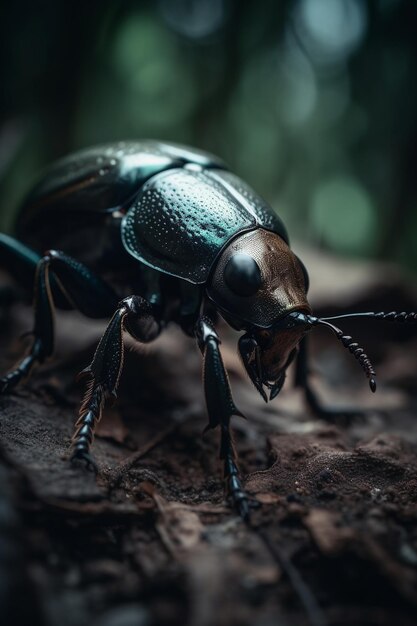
0,140,415,519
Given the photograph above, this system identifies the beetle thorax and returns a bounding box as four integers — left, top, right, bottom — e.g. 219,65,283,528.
207,228,310,330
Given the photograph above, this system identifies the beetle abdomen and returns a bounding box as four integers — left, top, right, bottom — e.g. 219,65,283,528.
16,140,225,240
14,140,225,265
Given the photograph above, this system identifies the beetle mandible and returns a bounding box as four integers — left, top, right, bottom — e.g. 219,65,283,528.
0,140,415,519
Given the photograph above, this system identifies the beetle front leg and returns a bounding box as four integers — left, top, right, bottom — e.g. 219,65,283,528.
71,296,159,470
195,317,250,521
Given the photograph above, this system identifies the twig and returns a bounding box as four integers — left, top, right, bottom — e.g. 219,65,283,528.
252,524,328,626
109,422,180,488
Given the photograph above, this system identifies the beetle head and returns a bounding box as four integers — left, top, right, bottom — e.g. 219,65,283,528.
207,229,415,399
207,228,311,400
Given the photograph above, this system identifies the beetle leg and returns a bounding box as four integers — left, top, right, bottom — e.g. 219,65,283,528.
295,336,366,422
195,317,250,521
0,250,120,394
71,296,159,470
0,255,56,393
71,307,127,471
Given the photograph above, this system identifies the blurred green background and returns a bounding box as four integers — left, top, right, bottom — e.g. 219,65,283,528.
0,0,416,271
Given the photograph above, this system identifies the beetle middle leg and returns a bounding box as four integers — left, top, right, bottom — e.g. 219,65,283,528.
71,295,160,470
195,316,251,521
0,248,119,393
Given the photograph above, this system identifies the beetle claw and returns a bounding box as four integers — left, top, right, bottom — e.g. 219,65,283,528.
0,378,11,394
0,372,22,394
70,450,98,473
235,496,251,522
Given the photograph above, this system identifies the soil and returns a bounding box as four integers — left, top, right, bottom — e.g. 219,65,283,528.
0,249,417,626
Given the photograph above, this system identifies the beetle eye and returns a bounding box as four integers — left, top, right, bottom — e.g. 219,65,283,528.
224,253,262,297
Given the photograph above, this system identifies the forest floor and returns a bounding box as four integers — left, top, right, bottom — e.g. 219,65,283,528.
1,247,417,626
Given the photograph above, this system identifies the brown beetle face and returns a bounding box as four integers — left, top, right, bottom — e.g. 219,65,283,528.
207,228,311,400
207,229,310,329
255,325,303,380
238,324,307,401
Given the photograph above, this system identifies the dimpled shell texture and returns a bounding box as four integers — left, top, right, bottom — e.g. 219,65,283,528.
211,170,289,244
122,168,258,283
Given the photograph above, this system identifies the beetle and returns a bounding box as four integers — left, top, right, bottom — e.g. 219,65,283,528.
0,140,415,519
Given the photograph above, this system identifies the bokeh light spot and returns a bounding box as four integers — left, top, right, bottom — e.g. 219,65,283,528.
311,176,377,255
294,0,367,66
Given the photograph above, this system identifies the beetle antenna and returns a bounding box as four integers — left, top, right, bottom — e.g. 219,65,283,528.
312,318,377,393
321,311,417,323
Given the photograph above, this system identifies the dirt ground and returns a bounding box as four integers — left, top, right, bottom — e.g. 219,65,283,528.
0,247,417,626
